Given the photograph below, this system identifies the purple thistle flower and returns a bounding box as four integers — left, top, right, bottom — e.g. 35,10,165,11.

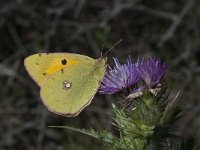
99,57,140,94
136,57,167,88
99,56,167,97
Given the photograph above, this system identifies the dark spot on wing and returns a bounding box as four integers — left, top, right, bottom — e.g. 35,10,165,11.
39,54,41,57
43,73,46,76
36,63,39,65
61,59,67,65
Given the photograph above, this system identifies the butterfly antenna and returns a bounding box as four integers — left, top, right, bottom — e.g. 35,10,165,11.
101,43,105,57
104,38,122,57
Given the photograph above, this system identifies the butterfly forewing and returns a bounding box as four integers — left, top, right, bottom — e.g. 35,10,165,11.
24,53,95,87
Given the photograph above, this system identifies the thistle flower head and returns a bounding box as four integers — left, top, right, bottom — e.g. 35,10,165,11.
99,57,140,94
136,57,167,88
99,56,167,97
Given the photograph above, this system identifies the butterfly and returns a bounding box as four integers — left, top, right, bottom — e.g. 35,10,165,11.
24,53,107,117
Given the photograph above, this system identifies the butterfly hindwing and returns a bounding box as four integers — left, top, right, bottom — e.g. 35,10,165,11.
40,60,105,116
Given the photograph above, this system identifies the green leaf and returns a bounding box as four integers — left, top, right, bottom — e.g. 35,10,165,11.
49,126,114,144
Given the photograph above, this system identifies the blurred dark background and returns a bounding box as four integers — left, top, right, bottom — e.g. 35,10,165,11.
0,0,200,149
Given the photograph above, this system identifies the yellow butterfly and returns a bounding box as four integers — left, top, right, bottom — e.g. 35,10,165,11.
24,53,106,117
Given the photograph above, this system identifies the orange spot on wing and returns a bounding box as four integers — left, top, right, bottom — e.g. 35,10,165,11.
45,58,80,75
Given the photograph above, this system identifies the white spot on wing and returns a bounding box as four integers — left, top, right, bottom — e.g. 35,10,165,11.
63,80,72,90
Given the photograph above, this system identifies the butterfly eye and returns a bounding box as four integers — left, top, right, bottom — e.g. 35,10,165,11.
61,59,67,65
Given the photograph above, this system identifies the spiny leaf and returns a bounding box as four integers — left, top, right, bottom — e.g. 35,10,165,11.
49,126,114,144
